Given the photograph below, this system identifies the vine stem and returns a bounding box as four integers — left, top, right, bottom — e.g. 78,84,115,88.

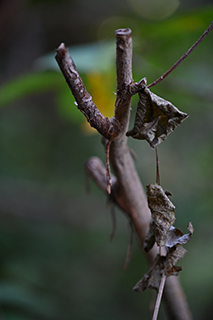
152,273,167,320
148,21,213,88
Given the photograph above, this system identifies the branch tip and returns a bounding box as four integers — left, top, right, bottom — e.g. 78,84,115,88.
115,28,132,36
56,42,67,55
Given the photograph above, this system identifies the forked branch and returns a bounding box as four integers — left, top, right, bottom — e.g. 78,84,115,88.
55,28,195,320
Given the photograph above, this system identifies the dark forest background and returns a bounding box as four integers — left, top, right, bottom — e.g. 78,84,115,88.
0,0,213,319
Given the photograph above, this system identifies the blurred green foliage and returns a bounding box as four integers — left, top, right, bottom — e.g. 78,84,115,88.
0,2,213,320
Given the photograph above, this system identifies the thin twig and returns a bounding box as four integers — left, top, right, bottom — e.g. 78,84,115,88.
148,21,213,88
149,290,156,320
152,273,167,320
155,147,160,185
106,140,112,194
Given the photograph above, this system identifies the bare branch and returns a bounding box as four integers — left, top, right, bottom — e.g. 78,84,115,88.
114,28,133,132
85,157,116,193
85,157,192,320
57,29,193,320
55,43,114,140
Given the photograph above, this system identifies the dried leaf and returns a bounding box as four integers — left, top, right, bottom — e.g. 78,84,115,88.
143,219,156,252
126,87,188,148
167,265,182,276
166,222,194,248
133,255,166,292
134,243,188,293
146,183,176,247
166,245,187,276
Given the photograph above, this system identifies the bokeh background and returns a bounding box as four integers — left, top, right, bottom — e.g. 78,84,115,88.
0,0,213,319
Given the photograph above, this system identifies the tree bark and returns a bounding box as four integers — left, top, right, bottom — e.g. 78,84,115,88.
55,28,192,320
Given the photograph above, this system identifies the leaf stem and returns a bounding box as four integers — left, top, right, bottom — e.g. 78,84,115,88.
152,273,167,320
155,147,160,185
106,140,112,194
148,21,213,88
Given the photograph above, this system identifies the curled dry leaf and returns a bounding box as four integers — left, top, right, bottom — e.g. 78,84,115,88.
126,87,188,148
166,245,187,276
144,219,156,252
166,222,194,248
133,246,186,293
133,255,166,293
134,243,189,293
146,183,176,247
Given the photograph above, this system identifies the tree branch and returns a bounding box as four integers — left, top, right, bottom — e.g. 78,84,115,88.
55,29,192,320
85,157,192,320
55,43,115,140
114,28,133,130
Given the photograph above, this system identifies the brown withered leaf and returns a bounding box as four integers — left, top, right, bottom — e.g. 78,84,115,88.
134,241,191,293
143,219,156,252
126,87,188,148
165,222,194,248
134,246,187,293
146,183,176,247
133,255,166,292
166,245,187,276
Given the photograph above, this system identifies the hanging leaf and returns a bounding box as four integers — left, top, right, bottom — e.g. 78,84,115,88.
143,219,156,252
165,222,194,248
166,245,187,276
126,87,188,148
146,183,176,247
133,249,185,293
133,255,166,293
134,244,189,293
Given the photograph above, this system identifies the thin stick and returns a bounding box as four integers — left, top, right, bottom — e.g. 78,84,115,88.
155,147,160,185
149,290,156,320
148,21,213,88
152,273,167,320
106,140,112,194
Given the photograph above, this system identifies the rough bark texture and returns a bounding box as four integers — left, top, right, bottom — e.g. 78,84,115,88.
55,28,192,320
